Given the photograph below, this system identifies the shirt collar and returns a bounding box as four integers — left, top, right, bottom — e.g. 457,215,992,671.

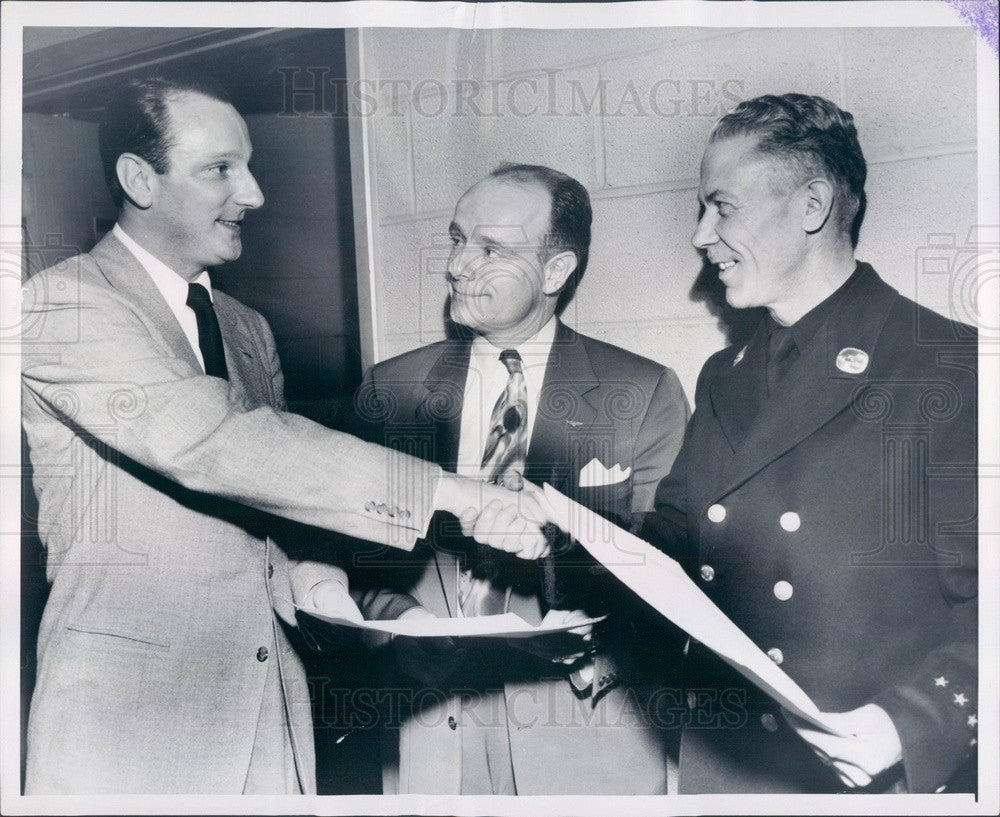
113,223,213,307
470,316,558,368
768,262,864,351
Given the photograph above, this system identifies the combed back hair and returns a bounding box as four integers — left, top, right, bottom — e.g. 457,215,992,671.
489,163,592,307
99,76,232,208
709,93,868,246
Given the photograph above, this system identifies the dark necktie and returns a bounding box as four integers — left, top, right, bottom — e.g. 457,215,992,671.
186,282,229,380
766,324,798,394
458,349,529,617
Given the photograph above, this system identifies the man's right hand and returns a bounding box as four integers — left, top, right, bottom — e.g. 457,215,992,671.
434,474,555,559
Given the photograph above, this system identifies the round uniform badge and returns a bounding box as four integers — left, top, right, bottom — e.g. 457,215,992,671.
836,347,869,374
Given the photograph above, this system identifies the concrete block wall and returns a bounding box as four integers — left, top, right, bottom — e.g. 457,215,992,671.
359,26,977,399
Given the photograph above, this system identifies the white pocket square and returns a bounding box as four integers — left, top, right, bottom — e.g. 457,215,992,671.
578,458,631,487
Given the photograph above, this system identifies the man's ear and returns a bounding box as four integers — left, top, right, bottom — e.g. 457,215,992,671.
801,177,835,234
542,250,578,296
116,153,155,209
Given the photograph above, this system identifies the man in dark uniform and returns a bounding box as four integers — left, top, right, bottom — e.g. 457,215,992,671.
642,93,978,793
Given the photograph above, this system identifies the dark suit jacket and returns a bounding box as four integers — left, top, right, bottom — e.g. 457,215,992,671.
349,320,691,794
20,232,441,793
643,264,978,793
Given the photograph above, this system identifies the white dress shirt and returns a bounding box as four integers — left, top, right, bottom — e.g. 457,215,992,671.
113,223,214,372
455,317,557,477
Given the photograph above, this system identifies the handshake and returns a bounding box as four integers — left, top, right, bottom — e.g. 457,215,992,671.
433,472,557,560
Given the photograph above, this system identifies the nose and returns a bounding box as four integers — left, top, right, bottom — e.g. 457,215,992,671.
235,168,265,210
447,245,472,281
692,208,718,249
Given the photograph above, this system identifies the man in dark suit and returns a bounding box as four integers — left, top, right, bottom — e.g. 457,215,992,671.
19,78,551,794
642,93,978,793
345,164,691,794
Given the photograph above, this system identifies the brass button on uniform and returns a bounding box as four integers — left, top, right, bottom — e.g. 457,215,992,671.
687,691,698,710
760,713,779,732
447,716,457,730
773,581,794,601
256,646,269,662
766,647,784,665
700,564,716,582
401,509,412,520
780,512,801,532
707,503,726,523
364,500,376,512
376,503,387,515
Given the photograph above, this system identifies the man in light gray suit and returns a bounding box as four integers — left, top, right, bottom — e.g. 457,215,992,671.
20,77,550,795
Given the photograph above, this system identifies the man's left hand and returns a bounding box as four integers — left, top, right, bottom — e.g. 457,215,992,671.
782,703,903,788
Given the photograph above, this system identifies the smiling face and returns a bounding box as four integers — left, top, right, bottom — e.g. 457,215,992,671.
693,135,810,317
145,92,264,279
447,177,567,346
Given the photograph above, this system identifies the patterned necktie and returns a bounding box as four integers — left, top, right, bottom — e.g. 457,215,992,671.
458,349,528,617
480,349,528,487
186,282,229,380
766,324,797,395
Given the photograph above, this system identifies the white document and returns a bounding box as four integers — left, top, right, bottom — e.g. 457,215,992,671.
294,605,605,640
542,483,848,736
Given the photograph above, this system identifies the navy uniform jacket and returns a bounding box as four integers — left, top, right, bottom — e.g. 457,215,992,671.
642,264,977,793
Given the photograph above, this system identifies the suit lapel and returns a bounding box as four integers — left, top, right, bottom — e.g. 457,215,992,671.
525,321,599,491
89,233,202,373
715,265,898,497
417,341,470,471
213,296,268,406
708,321,769,454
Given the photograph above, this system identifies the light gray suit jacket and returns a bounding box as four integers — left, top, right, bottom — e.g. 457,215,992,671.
20,232,441,793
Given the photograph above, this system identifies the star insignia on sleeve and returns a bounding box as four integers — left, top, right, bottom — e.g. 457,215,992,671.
953,693,968,707
968,714,977,727
934,676,949,687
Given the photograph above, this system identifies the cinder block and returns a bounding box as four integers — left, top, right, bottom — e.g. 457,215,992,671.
574,188,708,329
376,216,455,344
492,27,690,78
363,27,489,82
563,315,727,403
859,152,978,323
372,98,414,218
843,28,976,159
602,28,844,189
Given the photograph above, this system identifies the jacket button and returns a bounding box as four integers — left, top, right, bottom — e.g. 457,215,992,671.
448,716,457,730
760,713,779,732
699,564,715,582
267,563,274,579
376,503,387,515
780,512,801,532
707,504,726,523
687,691,698,710
256,646,269,662
364,500,376,512
773,580,794,601
766,647,784,665
401,509,412,520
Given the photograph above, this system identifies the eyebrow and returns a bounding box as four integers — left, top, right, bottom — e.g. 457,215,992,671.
203,150,250,164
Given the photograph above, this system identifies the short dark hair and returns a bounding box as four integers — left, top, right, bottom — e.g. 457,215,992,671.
489,163,592,306
710,93,868,246
99,77,232,208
